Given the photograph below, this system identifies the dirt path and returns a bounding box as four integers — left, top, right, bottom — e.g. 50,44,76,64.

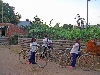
0,45,100,75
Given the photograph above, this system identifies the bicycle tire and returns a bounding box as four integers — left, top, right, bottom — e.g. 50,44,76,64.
67,55,72,66
55,54,69,68
55,55,60,66
78,54,94,71
55,50,63,65
93,57,100,70
19,50,30,64
35,53,48,68
46,49,56,62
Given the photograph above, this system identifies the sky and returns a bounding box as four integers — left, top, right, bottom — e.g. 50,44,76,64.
2,0,100,26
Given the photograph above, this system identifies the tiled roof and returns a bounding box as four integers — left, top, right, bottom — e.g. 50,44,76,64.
18,21,31,27
0,23,13,26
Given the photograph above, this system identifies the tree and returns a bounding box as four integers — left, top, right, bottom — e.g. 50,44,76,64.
0,0,21,24
26,19,29,21
62,24,73,29
54,22,60,28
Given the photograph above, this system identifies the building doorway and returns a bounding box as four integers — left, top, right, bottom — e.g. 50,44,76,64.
1,28,6,37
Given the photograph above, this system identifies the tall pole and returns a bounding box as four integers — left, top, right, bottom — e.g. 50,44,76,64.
87,0,88,28
2,1,3,23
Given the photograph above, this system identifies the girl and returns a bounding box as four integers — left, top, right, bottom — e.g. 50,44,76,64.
28,37,40,64
42,35,50,53
47,38,53,50
70,38,81,68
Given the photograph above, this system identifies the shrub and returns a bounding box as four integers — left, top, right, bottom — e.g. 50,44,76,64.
9,34,18,45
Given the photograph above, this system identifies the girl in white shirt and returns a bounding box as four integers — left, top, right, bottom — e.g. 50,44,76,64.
42,35,50,52
70,38,81,68
42,35,53,57
48,39,53,50
28,37,40,64
42,35,53,49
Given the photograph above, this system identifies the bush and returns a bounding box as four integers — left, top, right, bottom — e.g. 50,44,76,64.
9,34,18,45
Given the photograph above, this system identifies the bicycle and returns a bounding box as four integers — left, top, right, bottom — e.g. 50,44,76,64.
65,49,93,71
19,45,49,68
35,46,49,68
19,49,30,64
56,48,85,68
52,48,71,68
19,44,30,64
78,53,94,71
35,45,62,68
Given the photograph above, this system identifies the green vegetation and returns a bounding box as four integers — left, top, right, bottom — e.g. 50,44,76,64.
8,34,18,45
0,0,99,42
0,0,21,24
22,16,100,42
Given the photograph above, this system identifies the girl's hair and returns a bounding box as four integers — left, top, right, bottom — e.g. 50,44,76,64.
44,34,48,37
76,38,81,44
76,38,81,51
30,37,36,43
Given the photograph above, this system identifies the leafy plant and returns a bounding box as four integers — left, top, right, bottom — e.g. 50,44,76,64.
8,34,18,45
21,16,100,42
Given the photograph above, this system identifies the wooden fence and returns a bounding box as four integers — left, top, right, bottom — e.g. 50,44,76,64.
0,37,9,45
18,38,86,51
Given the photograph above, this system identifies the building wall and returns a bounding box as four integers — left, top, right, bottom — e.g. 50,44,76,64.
0,23,29,37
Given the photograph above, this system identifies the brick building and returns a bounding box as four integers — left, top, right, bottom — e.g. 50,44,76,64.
0,23,29,37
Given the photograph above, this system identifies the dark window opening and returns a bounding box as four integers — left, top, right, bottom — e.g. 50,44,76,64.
1,28,6,37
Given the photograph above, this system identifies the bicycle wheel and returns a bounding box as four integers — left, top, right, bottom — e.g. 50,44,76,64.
59,55,68,68
19,50,30,64
78,54,94,71
94,57,100,71
46,49,56,62
49,52,56,62
67,55,72,66
55,55,60,66
55,54,69,68
35,53,48,68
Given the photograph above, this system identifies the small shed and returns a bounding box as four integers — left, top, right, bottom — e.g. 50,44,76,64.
0,23,29,37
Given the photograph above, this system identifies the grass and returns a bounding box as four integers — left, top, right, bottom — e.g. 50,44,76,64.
0,45,10,48
10,45,22,54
